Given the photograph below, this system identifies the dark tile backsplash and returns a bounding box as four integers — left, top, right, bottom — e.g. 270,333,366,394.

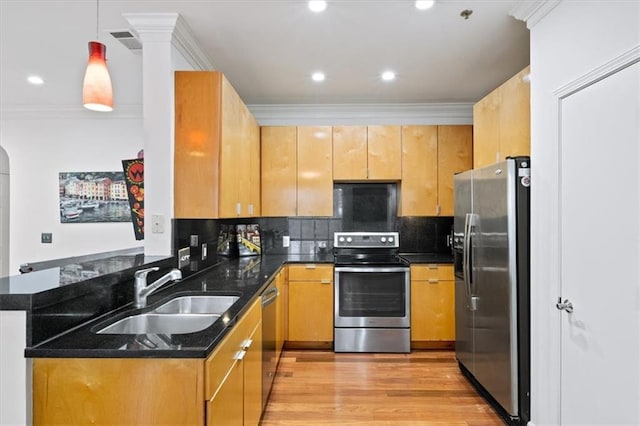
173,215,453,261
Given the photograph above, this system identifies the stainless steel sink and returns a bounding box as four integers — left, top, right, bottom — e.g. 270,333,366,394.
96,313,218,335
152,295,239,315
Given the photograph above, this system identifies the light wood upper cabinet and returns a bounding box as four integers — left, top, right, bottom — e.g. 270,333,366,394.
333,125,402,181
175,71,260,219
437,125,473,216
400,125,438,216
332,126,368,180
473,66,530,168
261,126,297,216
400,125,472,216
297,126,333,216
367,125,402,180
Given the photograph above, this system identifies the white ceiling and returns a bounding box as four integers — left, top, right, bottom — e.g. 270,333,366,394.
0,0,529,110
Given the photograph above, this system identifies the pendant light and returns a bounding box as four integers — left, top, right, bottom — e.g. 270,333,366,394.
83,0,113,112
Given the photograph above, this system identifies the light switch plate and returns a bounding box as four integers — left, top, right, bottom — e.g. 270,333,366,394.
41,233,52,244
190,234,199,247
201,243,208,260
283,235,290,247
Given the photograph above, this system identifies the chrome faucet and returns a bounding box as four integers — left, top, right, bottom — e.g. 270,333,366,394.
133,267,182,309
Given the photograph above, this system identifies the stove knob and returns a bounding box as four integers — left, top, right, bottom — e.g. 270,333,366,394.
346,237,352,243
381,237,387,243
388,237,394,243
339,237,345,243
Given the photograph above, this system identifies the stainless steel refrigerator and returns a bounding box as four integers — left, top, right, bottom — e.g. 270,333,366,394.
453,157,530,425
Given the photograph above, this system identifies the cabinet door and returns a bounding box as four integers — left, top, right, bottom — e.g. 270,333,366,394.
437,125,473,216
473,89,501,169
243,321,263,426
410,265,455,342
244,113,261,217
206,360,244,426
288,265,333,342
174,71,222,218
400,125,438,216
297,126,333,216
499,66,530,159
367,125,402,180
261,127,297,216
333,126,367,180
219,76,245,218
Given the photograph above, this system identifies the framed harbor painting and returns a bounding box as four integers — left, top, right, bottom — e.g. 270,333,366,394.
58,172,132,223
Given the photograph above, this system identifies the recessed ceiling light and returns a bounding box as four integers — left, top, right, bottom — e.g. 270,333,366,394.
381,71,396,81
311,72,326,82
27,75,44,85
415,0,435,10
308,1,327,12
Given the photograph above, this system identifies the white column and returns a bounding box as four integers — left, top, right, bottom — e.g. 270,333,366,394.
124,13,212,256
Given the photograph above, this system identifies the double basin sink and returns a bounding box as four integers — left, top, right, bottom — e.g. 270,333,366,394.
96,295,239,335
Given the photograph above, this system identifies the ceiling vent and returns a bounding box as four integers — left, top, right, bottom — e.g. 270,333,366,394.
109,30,142,55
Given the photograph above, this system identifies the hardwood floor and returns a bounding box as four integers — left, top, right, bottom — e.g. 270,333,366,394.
260,350,505,426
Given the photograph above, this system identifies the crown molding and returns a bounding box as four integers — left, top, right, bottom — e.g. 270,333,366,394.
0,104,142,120
248,103,473,126
123,13,214,71
172,15,215,71
509,0,561,29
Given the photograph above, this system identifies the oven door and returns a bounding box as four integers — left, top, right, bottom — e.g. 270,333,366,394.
334,266,410,328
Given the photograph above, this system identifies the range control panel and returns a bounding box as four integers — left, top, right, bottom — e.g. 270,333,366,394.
333,232,400,248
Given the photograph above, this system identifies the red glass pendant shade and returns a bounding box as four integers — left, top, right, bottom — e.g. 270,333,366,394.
82,41,113,112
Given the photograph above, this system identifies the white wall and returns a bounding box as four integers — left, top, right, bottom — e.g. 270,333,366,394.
0,146,8,277
528,1,639,424
0,114,143,272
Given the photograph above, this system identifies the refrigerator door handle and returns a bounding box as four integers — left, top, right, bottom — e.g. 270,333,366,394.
463,213,478,311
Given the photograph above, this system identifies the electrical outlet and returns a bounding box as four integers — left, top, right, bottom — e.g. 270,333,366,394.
178,247,191,268
201,243,208,260
151,214,164,234
41,233,52,244
283,235,290,248
190,234,199,247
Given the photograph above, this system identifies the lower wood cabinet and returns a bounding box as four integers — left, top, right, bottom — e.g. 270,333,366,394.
33,298,262,426
287,264,334,346
410,264,455,348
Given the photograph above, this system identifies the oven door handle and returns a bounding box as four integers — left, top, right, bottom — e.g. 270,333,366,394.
334,266,410,273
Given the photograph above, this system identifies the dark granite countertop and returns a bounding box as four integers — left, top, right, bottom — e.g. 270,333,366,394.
22,251,448,359
400,253,454,264
24,253,333,359
0,248,173,311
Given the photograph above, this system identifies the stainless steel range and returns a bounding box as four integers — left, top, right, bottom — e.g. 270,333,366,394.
333,231,410,353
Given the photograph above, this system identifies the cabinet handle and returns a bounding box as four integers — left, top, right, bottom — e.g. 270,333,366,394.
428,264,438,270
305,264,316,269
242,339,253,349
436,205,441,216
428,278,439,284
248,204,254,215
234,350,246,361
236,203,241,216
321,279,331,284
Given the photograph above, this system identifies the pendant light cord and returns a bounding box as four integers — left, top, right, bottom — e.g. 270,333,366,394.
96,0,100,41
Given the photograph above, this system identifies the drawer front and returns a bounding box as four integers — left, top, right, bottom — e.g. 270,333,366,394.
205,298,261,399
410,264,454,281
288,264,333,282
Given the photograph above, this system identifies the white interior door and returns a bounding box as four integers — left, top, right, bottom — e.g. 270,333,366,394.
0,146,8,278
559,61,639,425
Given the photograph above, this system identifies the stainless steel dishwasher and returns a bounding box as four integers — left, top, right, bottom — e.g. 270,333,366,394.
261,281,279,409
